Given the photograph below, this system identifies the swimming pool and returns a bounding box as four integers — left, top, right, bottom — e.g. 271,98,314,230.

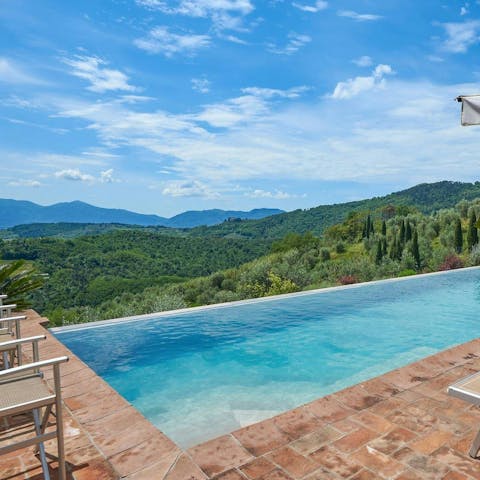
54,267,480,448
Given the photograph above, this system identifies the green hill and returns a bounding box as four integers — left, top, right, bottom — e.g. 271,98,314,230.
0,222,162,239
0,230,271,312
191,181,480,239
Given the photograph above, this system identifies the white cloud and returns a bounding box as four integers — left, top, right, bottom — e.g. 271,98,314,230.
47,77,480,194
194,86,308,127
100,168,115,183
63,55,137,93
292,1,328,13
134,27,211,56
53,167,116,183
267,32,312,55
3,96,41,109
440,21,480,53
82,149,119,159
192,77,211,94
136,0,253,16
220,34,248,44
330,64,394,100
241,86,309,99
352,55,373,67
461,5,469,16
8,179,41,188
195,94,268,127
0,58,44,85
246,189,299,199
4,117,68,135
337,10,382,21
136,0,253,32
162,180,219,198
54,168,95,182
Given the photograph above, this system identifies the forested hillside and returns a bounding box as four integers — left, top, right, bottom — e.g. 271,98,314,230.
0,223,160,239
191,181,480,240
0,231,270,312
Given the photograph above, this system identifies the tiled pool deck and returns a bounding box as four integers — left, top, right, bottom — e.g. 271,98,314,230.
2,311,480,479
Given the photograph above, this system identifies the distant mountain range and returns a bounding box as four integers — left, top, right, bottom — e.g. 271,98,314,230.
0,199,284,229
3,181,480,239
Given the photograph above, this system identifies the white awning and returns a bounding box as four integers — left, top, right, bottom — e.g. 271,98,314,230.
457,95,480,126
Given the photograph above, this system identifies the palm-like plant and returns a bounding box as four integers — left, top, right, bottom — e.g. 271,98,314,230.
0,260,45,309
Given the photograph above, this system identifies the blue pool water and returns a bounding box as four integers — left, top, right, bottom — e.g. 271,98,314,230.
54,268,480,448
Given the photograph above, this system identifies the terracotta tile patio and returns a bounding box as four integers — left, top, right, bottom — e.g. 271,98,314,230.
2,310,480,479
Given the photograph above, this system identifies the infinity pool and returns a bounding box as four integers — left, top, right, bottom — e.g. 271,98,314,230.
54,268,480,448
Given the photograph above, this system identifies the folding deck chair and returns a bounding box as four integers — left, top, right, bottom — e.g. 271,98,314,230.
0,303,17,318
448,372,480,458
0,356,69,480
0,334,45,369
0,315,28,364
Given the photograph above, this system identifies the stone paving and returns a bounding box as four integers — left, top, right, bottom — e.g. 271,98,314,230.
2,310,480,479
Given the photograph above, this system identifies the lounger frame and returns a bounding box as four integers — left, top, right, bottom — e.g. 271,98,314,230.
448,372,480,458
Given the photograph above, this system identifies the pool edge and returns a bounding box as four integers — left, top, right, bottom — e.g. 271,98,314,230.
51,265,480,333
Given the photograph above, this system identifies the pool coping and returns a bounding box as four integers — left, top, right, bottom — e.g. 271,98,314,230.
51,265,480,332
8,308,480,479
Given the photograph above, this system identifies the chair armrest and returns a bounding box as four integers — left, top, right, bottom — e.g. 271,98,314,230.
0,304,17,310
0,315,27,322
0,356,69,378
0,335,46,350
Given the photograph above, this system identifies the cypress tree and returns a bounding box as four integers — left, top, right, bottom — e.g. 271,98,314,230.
405,221,412,242
467,210,478,250
454,219,463,253
364,215,370,239
389,235,397,260
375,240,383,265
399,220,405,244
412,230,420,269
381,220,387,236
396,237,403,261
382,237,388,256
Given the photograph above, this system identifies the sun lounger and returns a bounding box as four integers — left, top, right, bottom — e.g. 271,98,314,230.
448,372,480,457
0,356,69,480
0,335,45,369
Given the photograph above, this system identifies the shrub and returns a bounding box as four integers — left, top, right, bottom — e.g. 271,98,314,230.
339,274,358,285
220,278,236,291
320,248,331,261
439,254,464,271
266,272,298,295
335,242,346,254
469,244,480,266
398,269,416,277
400,250,416,271
210,273,225,289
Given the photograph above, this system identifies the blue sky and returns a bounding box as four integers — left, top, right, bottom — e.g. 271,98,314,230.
1,0,480,216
